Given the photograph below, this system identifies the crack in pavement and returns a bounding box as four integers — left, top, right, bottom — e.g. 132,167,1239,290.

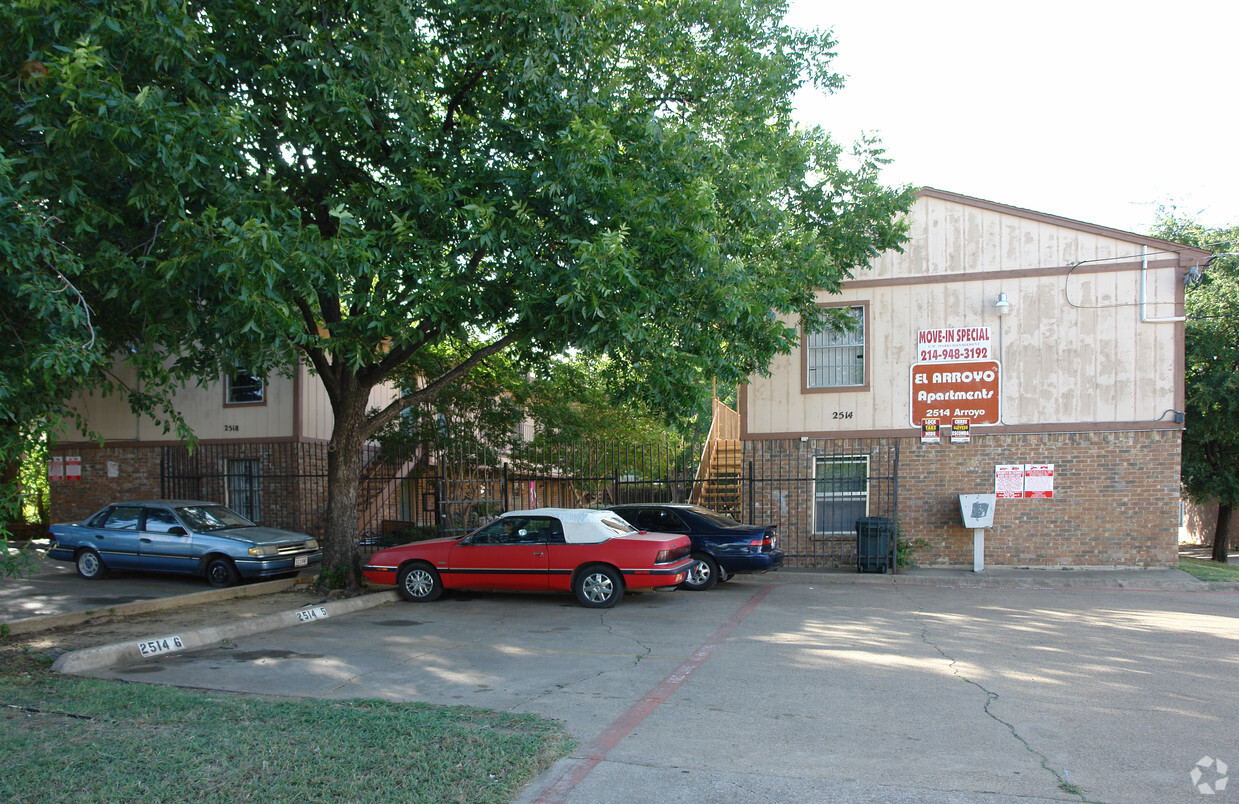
904,592,1102,804
500,611,654,713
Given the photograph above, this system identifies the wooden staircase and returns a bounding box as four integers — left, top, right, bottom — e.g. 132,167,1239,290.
691,398,743,518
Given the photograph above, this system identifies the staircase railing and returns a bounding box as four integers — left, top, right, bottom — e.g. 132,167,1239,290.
691,397,740,508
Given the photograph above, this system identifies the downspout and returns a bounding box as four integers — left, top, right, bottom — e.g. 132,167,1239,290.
1142,245,1186,323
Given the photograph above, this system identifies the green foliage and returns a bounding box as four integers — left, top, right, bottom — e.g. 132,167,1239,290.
895,525,928,569
1177,557,1239,582
1151,212,1239,507
2,0,911,584
1,666,573,803
1152,209,1239,561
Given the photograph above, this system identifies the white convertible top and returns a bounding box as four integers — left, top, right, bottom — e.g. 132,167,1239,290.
499,507,638,544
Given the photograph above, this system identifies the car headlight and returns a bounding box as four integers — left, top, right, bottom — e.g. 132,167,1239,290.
248,545,278,557
305,539,318,550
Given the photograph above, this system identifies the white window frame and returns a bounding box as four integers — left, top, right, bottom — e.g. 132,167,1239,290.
812,455,869,535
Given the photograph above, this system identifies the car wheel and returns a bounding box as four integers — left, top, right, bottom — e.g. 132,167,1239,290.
680,553,719,591
575,564,623,608
75,548,107,580
205,557,240,588
397,562,443,602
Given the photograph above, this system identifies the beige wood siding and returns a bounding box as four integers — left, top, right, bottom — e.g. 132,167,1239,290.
745,191,1201,437
56,363,296,442
296,365,401,442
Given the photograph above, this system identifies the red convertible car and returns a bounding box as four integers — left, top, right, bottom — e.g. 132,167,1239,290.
362,508,693,608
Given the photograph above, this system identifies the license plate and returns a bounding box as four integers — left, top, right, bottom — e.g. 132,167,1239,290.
295,555,308,567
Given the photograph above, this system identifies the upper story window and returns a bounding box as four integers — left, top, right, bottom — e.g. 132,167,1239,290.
225,370,265,405
805,304,867,391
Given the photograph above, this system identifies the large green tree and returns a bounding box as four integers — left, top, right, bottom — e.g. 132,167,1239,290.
1154,212,1239,563
3,0,911,588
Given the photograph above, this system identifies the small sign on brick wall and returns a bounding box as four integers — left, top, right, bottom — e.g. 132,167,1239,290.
994,463,1055,498
995,464,1024,498
1024,464,1054,498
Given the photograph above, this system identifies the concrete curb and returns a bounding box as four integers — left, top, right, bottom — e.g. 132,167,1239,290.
52,590,399,675
2,577,301,636
772,567,1239,592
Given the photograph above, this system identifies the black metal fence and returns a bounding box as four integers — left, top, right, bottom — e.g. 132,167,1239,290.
161,436,900,568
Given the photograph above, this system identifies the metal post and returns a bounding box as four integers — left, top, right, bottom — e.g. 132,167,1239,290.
747,460,754,523
973,528,985,572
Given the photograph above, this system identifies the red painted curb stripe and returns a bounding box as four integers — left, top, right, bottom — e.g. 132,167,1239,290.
532,584,777,803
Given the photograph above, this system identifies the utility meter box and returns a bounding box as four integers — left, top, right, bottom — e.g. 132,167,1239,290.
959,494,996,529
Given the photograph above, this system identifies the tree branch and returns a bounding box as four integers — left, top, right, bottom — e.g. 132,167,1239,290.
363,333,518,439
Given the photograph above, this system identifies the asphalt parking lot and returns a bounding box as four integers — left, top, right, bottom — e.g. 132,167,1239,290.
0,548,229,622
58,571,1239,804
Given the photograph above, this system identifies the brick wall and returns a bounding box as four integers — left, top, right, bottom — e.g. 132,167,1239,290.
744,430,1181,569
47,444,163,523
897,430,1180,568
48,442,331,534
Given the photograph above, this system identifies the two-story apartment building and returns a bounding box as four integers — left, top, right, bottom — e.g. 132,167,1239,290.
49,187,1210,569
740,188,1210,568
48,361,405,537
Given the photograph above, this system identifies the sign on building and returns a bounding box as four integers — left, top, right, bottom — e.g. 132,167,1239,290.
1024,464,1054,498
917,327,992,363
994,464,1055,498
995,464,1024,498
910,360,1001,426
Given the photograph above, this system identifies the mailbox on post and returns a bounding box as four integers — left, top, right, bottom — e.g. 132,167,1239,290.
959,494,996,572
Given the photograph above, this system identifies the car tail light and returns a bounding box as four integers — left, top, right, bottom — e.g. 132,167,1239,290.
749,534,777,551
655,544,690,564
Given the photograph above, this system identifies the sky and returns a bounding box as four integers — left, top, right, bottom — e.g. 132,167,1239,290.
785,0,1238,238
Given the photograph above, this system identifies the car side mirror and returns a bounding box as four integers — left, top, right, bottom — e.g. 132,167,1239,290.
169,526,188,537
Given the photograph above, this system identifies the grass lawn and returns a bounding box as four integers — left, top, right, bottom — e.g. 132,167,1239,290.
1,648,573,803
1176,556,1239,582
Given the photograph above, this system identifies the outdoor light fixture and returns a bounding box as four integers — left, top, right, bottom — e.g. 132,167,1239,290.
994,292,1012,317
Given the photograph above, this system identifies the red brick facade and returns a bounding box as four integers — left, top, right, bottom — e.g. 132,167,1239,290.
47,444,164,523
745,429,1181,569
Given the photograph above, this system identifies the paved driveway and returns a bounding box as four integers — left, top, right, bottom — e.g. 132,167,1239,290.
0,549,221,620
86,576,1238,804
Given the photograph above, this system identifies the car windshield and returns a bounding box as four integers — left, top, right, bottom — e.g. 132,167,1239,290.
175,505,254,532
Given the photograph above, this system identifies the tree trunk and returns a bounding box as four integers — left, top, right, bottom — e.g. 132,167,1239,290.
1212,502,1232,563
321,390,370,592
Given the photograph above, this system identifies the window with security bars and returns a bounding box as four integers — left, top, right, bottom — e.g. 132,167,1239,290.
225,459,261,522
806,306,865,388
813,455,869,535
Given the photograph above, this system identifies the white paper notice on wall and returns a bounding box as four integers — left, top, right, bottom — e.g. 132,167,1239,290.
995,464,1024,499
107,461,120,478
1024,464,1054,498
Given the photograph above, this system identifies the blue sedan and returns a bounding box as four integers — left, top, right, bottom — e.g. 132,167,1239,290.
47,500,322,588
607,504,783,591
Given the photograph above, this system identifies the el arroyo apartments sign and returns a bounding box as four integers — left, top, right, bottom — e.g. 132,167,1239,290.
911,327,1001,427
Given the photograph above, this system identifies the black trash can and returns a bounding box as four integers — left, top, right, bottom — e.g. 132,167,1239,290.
855,516,893,573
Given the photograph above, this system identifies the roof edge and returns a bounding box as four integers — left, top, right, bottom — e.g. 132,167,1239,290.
915,187,1213,262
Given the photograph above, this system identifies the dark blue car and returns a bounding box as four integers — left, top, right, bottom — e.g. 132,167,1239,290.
48,500,322,588
607,504,782,591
